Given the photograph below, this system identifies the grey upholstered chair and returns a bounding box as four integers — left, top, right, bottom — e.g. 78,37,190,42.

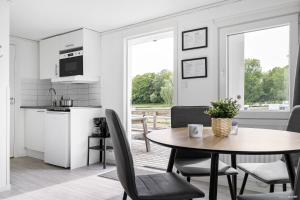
238,159,300,200
238,106,300,195
171,106,238,200
105,109,205,200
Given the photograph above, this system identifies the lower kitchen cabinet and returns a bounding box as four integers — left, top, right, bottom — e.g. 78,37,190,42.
44,111,70,168
24,109,46,152
22,107,102,169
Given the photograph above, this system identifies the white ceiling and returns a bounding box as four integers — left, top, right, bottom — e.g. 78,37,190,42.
9,0,232,41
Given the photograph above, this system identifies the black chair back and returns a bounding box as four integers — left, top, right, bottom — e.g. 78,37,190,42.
287,106,300,167
171,106,211,159
171,106,211,128
105,109,138,199
294,159,300,200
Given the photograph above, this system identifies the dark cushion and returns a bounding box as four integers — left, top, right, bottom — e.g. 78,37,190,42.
175,158,238,176
238,192,294,200
286,106,300,167
136,172,205,200
238,160,289,184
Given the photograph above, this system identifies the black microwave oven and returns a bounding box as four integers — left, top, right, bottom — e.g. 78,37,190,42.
59,47,83,77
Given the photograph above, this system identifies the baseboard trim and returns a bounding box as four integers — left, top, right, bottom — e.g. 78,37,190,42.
0,184,11,192
25,149,44,160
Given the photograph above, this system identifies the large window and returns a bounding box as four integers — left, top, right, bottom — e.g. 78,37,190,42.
227,25,290,111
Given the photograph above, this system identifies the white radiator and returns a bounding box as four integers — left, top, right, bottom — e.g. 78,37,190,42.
220,154,282,165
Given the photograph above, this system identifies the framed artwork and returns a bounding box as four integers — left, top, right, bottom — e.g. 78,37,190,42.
181,57,207,79
182,27,208,50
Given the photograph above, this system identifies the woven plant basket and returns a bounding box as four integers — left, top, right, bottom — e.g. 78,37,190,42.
211,118,232,137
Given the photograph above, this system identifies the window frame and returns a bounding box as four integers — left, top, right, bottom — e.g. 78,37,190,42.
219,14,299,116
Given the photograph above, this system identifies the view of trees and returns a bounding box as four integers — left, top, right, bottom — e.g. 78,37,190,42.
132,59,288,107
244,58,288,105
132,69,173,105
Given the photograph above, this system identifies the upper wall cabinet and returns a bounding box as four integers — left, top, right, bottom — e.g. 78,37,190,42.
40,35,61,79
39,29,101,83
59,30,83,50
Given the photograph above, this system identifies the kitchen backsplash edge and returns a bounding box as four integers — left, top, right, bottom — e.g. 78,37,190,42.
21,78,101,107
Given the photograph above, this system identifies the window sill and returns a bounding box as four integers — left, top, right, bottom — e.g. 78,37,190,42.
236,110,290,120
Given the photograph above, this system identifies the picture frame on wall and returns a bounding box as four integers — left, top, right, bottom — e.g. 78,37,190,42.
182,27,208,51
181,57,207,79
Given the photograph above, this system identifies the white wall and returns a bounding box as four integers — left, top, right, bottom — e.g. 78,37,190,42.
100,0,300,125
0,0,10,192
9,37,40,158
10,37,39,79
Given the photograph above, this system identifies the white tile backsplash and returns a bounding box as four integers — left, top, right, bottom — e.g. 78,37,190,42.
21,78,101,107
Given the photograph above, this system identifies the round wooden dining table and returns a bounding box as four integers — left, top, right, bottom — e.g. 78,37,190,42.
146,127,300,200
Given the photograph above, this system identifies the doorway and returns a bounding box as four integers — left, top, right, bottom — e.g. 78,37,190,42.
9,44,16,158
126,30,176,170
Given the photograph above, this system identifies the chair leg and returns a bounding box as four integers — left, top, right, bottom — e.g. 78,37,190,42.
270,184,275,193
187,176,191,183
87,138,90,166
123,191,127,200
103,138,106,169
239,173,248,195
227,175,235,200
283,183,287,191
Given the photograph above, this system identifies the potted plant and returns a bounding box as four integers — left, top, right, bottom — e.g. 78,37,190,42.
206,98,240,137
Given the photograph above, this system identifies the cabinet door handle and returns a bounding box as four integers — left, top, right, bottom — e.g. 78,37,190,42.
55,64,58,76
10,97,15,105
0,45,2,58
37,110,45,112
65,44,74,48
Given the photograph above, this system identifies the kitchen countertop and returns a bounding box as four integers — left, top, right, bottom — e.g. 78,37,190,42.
20,106,102,109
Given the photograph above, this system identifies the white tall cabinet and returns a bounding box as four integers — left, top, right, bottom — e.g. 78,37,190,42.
0,0,10,192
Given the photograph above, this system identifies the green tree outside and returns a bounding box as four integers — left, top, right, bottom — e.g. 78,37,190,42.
244,59,263,105
244,58,289,106
132,69,173,105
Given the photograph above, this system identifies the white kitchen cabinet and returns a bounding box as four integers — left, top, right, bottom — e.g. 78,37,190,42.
40,36,60,79
24,109,46,152
39,28,101,82
44,111,70,168
59,29,83,50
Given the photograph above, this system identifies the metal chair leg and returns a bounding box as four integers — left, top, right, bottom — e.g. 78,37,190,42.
187,176,191,183
227,175,235,200
283,183,287,191
239,173,248,195
103,138,106,169
87,138,90,166
270,184,275,193
123,191,127,200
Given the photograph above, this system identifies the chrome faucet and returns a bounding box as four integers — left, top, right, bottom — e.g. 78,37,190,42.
48,87,57,106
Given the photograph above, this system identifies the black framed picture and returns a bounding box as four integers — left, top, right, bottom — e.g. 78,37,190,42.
182,27,208,51
181,57,207,79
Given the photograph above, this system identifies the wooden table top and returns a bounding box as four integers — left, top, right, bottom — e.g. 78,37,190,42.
146,127,300,154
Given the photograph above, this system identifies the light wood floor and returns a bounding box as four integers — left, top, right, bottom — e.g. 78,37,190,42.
0,157,113,199
2,172,241,200
0,157,258,200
